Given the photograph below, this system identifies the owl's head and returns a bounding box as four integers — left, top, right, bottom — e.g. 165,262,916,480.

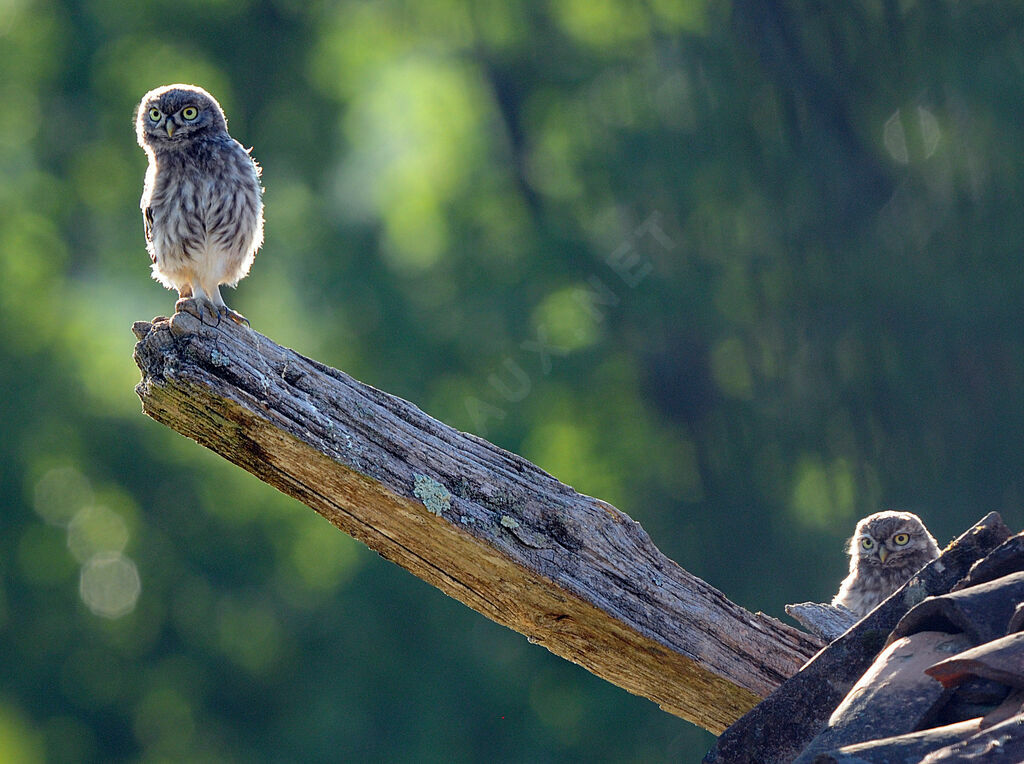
136,84,228,150
848,510,939,570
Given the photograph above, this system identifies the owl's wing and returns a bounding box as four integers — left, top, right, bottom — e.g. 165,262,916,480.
143,207,157,262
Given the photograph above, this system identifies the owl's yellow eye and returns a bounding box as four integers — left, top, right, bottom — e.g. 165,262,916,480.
860,538,874,550
148,107,161,121
893,533,910,545
181,106,199,120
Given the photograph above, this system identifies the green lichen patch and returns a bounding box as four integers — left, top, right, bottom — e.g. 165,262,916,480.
500,514,520,530
413,473,451,516
209,348,231,368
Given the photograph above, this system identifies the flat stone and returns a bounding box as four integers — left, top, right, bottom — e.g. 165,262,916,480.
920,711,1024,761
926,631,1024,689
891,572,1024,647
981,689,1024,728
795,631,971,762
953,533,1024,592
810,719,981,764
933,676,1011,726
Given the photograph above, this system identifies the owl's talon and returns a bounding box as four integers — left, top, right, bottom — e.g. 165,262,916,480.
212,303,249,326
201,302,221,327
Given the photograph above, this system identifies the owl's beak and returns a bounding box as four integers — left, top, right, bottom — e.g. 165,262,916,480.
878,547,890,564
165,121,175,138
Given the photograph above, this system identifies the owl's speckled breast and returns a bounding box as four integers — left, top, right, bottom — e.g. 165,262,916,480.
142,136,263,292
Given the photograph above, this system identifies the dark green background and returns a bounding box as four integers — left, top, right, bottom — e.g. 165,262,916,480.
2,1,1022,760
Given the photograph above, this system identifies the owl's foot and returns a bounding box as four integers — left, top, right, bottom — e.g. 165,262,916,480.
175,297,250,328
175,297,221,326
218,306,250,327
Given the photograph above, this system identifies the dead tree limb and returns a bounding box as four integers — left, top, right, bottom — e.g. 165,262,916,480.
785,602,859,641
131,308,823,734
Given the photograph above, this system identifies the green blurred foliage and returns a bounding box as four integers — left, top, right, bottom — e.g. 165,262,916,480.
2,0,1023,760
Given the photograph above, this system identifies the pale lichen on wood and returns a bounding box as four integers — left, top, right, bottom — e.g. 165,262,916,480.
131,306,823,734
413,473,452,515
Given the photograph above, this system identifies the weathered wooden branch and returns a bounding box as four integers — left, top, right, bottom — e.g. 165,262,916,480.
785,602,859,641
131,307,823,734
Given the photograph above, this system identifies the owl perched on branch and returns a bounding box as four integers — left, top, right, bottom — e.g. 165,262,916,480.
136,84,263,325
832,510,940,617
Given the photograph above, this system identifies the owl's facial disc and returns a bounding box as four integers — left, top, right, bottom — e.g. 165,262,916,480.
164,105,199,138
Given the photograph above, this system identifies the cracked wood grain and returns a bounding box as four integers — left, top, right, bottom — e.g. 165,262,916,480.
131,308,823,734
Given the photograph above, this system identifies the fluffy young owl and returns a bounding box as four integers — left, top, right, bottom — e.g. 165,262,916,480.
832,510,940,617
136,84,263,324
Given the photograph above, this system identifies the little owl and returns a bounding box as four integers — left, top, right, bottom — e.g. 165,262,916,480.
136,84,263,325
832,510,940,617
